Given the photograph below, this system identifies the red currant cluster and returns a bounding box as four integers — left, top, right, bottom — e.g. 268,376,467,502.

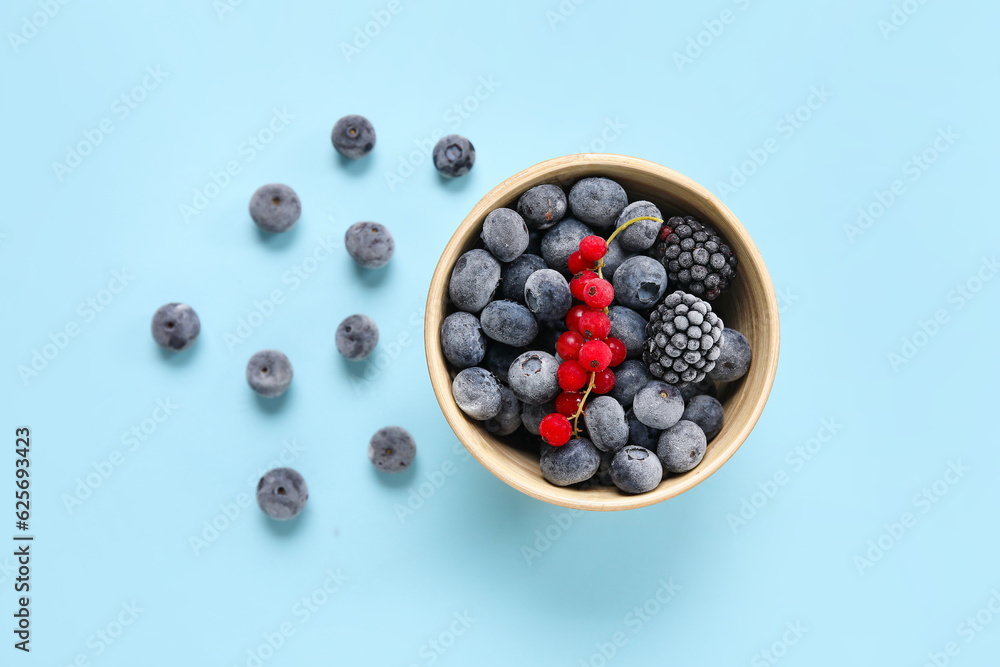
538,235,627,446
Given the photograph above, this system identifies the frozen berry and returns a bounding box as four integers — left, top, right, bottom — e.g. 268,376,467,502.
612,256,668,309
579,235,607,262
345,221,394,269
568,177,627,228
539,413,572,446
570,270,598,300
439,312,486,369
480,300,538,347
517,184,566,230
583,278,614,309
331,114,376,159
542,218,593,275
614,201,662,252
555,391,584,416
246,350,293,398
626,409,661,448
632,381,684,430
524,269,572,321
557,360,588,391
708,328,752,382
608,359,652,409
336,314,379,361
540,437,600,485
433,134,475,177
368,426,416,473
482,208,529,262
579,311,611,341
452,367,502,420
601,238,632,281
607,306,647,359
565,304,588,332
501,254,547,303
610,446,662,494
568,251,596,275
556,331,585,360
508,351,560,405
484,386,522,436
249,184,301,233
151,303,200,351
583,395,628,452
521,400,556,435
483,342,522,384
606,337,627,367
593,368,616,394
256,468,308,520
579,340,612,372
682,395,724,440
449,249,501,313
657,420,707,473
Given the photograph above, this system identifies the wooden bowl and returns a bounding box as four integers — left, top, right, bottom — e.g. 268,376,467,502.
424,154,779,511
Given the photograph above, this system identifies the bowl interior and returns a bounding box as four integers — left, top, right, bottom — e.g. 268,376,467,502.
425,154,779,511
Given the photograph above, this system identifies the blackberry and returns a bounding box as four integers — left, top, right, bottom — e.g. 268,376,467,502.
654,216,737,300
643,291,723,384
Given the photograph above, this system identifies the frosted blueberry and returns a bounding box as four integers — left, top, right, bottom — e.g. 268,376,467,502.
540,437,601,486
483,342,523,384
481,208,529,262
614,201,662,252
332,114,376,159
345,221,395,268
568,177,627,228
246,350,293,398
439,312,486,368
368,426,417,473
433,134,475,177
682,395,724,440
632,381,684,430
449,249,501,313
336,314,379,361
601,238,632,281
452,367,502,420
609,359,653,409
708,328,752,382
517,184,567,229
249,184,301,233
524,269,572,321
151,303,200,351
480,300,538,347
257,468,308,520
501,254,547,303
610,446,663,494
507,350,560,405
657,420,707,473
607,305,647,359
484,386,522,436
626,410,661,448
612,256,668,309
521,400,556,435
541,218,593,275
583,395,629,453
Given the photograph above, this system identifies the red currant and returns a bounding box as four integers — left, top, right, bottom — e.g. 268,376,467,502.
579,340,612,372
565,304,588,333
579,310,611,340
579,235,607,262
557,360,588,392
539,413,572,446
583,278,614,309
567,251,595,275
556,331,585,360
555,391,584,416
592,368,616,394
606,337,627,367
570,270,598,300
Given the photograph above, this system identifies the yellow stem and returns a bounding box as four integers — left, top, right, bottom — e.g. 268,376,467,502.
595,216,663,280
571,373,597,436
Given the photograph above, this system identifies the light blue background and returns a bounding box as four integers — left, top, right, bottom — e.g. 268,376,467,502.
2,0,999,664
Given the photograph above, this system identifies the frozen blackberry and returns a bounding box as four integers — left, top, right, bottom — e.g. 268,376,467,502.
654,216,737,300
643,291,723,385
368,426,416,473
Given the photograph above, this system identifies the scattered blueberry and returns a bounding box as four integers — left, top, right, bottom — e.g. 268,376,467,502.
452,367,502,420
521,400,556,435
568,177,627,228
249,184,301,233
483,342,523,384
449,249,501,313
657,420,707,473
433,134,475,177
615,201,662,252
501,254,547,303
484,386,522,436
682,395,724,440
481,208,529,262
151,303,200,351
609,359,653,409
540,437,601,486
632,381,684,430
368,426,417,473
345,221,394,268
626,410,661,448
331,114,376,159
610,446,663,494
524,269,572,321
507,350,560,405
541,218,593,275
256,467,308,520
517,184,567,230
480,300,538,347
439,312,486,369
336,314,379,361
583,395,629,452
246,350,294,398
607,305,647,359
708,328,752,382
612,256,668,309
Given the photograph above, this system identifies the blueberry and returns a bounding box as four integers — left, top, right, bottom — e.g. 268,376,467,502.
507,350,560,405
594,450,616,486
368,426,416,473
345,221,394,269
449,249,501,313
249,184,301,233
708,328,752,382
256,467,309,519
607,305,647,359
151,302,200,351
632,381,684,430
541,218,593,275
433,134,475,177
583,395,629,452
682,395,724,440
615,201,662,252
483,342,523,384
526,229,544,255
601,238,632,281
521,400,556,435
439,312,486,369
452,367,502,420
517,184,567,230
480,300,538,347
676,377,717,402
610,446,662,494
524,269,572,321
609,359,652,408
484,386,522,436
657,420,707,473
481,208,529,262
336,314,379,361
501,254,547,303
626,410,661,448
331,114,376,159
540,437,600,486
246,350,293,398
612,256,668,309
568,177,627,228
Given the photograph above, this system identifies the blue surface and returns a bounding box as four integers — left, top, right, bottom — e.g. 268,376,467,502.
2,0,999,664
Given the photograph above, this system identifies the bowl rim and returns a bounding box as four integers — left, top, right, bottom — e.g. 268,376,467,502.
424,153,780,511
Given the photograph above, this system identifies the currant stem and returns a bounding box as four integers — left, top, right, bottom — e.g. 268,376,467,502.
595,216,663,281
571,373,597,436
